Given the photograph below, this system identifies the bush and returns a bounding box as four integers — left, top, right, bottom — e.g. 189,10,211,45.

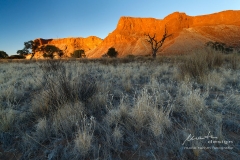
106,47,118,58
226,53,240,70
101,53,108,58
8,55,25,59
71,50,85,58
0,51,8,58
34,60,97,117
206,41,234,54
179,50,224,82
43,53,54,59
125,54,135,59
41,45,61,59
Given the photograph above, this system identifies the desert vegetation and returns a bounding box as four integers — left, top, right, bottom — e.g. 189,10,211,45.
17,40,40,59
102,47,119,58
0,51,8,59
0,49,240,159
206,41,234,54
71,50,86,58
145,26,172,58
41,45,64,59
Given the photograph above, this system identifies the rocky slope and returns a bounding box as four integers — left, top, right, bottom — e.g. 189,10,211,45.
31,36,102,59
87,10,240,58
32,10,240,59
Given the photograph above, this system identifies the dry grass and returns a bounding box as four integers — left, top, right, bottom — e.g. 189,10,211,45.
178,50,240,83
0,109,16,132
0,50,240,159
74,115,95,155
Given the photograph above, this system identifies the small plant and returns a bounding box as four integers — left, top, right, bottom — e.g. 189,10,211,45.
74,115,95,155
0,109,16,132
106,47,118,58
71,49,86,58
206,41,234,54
33,60,97,117
179,50,224,82
101,53,108,58
227,53,239,70
179,53,208,82
125,54,135,59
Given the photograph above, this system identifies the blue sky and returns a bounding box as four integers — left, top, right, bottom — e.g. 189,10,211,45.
0,0,239,55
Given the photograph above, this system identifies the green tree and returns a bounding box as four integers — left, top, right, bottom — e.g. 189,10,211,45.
17,49,27,56
0,50,8,58
17,40,40,59
71,49,85,58
41,45,61,59
106,47,118,58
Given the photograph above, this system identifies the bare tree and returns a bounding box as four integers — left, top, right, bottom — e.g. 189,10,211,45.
146,26,172,58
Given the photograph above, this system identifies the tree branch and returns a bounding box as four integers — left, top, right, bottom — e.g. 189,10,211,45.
145,26,172,58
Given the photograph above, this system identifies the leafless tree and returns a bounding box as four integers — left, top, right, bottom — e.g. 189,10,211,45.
146,26,172,58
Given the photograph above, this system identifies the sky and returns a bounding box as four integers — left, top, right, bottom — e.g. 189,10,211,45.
0,0,239,55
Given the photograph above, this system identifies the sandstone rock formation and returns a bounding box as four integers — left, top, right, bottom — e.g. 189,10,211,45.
32,10,240,59
87,10,240,58
31,36,102,59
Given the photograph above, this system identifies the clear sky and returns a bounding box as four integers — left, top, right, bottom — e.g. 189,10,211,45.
0,0,239,55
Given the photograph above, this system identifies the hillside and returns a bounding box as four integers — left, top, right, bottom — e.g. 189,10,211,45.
32,10,240,59
31,36,102,59
87,10,240,58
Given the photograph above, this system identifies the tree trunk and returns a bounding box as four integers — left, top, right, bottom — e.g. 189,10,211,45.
152,51,156,58
30,53,34,60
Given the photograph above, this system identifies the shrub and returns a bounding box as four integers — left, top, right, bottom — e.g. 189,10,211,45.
41,45,61,59
43,53,54,59
33,60,97,117
206,41,234,54
71,50,85,58
179,50,224,82
101,53,108,58
106,47,118,58
74,115,95,155
226,53,239,70
125,54,135,59
8,55,25,59
179,56,207,82
0,109,16,132
0,51,8,59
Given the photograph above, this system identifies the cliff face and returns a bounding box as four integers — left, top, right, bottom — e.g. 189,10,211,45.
32,36,102,59
87,17,164,58
32,10,240,59
87,10,240,58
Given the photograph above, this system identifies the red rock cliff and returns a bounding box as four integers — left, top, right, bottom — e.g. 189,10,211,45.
87,10,240,58
32,36,102,59
32,10,240,59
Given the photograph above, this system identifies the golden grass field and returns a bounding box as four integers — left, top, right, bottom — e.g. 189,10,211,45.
0,49,240,159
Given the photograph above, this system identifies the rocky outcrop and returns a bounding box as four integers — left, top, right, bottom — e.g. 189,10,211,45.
32,10,240,59
87,10,240,58
32,36,102,59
